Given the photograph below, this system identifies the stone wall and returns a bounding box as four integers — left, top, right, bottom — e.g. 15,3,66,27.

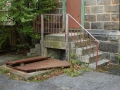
85,0,120,63
84,0,120,30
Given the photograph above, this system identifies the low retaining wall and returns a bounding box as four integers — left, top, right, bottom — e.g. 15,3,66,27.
89,30,120,63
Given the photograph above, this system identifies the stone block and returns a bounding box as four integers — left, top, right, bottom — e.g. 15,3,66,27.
91,6,103,14
110,53,119,64
112,0,119,4
88,30,110,40
105,5,119,12
36,49,41,55
76,48,82,57
35,44,40,49
85,15,96,21
97,14,110,21
88,29,110,35
102,53,110,60
111,14,119,21
85,0,96,6
30,48,37,54
99,42,119,53
91,22,104,29
109,30,120,41
27,52,32,57
85,7,91,14
97,0,111,5
84,22,90,29
93,34,109,41
104,22,119,30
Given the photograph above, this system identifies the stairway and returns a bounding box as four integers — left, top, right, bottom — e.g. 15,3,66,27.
33,14,109,70
44,33,109,70
27,44,41,57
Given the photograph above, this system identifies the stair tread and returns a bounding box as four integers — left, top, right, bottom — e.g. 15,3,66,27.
82,52,102,57
89,59,109,70
76,45,96,50
89,59,109,66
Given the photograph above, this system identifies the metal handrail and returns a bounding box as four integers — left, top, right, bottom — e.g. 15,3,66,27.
68,14,100,44
67,14,99,68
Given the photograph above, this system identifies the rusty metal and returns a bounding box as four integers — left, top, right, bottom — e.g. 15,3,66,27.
96,42,99,68
6,56,50,66
7,58,71,73
33,14,63,34
67,14,99,68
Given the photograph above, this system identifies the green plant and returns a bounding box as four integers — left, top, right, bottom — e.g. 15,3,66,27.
70,53,76,59
64,66,81,77
0,67,9,74
81,63,91,73
117,55,120,64
0,26,10,49
15,43,31,52
0,0,57,47
64,59,81,77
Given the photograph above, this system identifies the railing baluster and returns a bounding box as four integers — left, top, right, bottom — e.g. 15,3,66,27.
65,14,69,62
41,14,44,56
48,16,49,33
96,42,98,68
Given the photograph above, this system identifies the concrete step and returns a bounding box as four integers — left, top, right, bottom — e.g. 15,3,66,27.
82,45,96,55
35,44,40,49
71,45,96,57
81,52,103,63
44,33,82,42
27,52,40,57
89,59,109,70
44,41,66,49
70,39,91,48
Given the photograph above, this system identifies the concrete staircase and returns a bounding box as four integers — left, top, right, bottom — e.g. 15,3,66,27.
44,33,109,70
27,44,41,57
70,41,109,70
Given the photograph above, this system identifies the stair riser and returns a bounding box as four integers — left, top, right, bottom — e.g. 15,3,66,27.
82,47,96,55
89,59,109,70
35,44,41,49
71,47,96,58
70,41,90,48
81,54,103,63
89,54,103,63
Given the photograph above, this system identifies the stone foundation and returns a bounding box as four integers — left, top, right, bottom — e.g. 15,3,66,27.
88,30,120,64
85,0,120,30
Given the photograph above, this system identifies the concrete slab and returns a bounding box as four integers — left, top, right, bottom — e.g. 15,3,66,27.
0,55,27,65
0,65,51,79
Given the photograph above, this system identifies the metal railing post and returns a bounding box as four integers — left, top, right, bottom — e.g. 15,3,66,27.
65,14,69,61
41,14,44,56
96,41,99,68
62,14,66,33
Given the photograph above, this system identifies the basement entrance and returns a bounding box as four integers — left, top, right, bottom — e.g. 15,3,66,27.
6,56,71,73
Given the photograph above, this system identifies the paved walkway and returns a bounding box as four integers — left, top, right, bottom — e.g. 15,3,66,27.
0,55,120,90
0,71,120,90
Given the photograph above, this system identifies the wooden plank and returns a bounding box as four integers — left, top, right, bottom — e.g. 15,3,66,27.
6,56,50,65
14,59,71,72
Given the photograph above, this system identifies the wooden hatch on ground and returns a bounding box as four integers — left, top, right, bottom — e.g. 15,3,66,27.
6,56,71,73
